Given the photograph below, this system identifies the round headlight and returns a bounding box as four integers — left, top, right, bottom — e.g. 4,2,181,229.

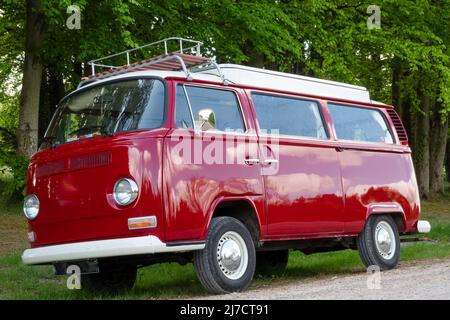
113,178,139,206
23,195,40,220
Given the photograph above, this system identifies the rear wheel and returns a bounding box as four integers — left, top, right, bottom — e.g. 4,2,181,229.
357,215,400,270
82,261,137,295
194,216,256,294
255,250,289,276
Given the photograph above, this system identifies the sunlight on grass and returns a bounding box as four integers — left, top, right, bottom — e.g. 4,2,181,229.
2,241,450,299
0,194,449,299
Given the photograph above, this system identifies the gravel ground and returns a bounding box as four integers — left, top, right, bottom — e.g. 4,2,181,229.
195,259,450,300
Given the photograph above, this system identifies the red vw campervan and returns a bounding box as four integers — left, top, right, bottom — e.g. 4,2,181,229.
22,38,431,294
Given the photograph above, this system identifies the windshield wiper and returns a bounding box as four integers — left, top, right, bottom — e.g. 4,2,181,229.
100,126,114,137
40,136,58,150
68,126,113,138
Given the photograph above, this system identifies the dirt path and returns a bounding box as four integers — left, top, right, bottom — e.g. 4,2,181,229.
195,259,450,300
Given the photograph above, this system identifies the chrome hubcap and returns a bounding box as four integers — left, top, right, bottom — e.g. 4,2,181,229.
217,231,248,280
375,221,396,260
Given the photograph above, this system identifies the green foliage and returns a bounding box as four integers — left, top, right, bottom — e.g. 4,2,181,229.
0,84,25,200
2,0,449,109
0,125,28,200
1,0,450,200
0,93,19,131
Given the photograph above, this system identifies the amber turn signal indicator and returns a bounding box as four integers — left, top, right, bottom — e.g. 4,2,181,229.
128,216,157,230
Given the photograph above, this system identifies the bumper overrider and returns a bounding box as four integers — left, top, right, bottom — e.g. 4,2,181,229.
416,220,431,233
22,235,205,265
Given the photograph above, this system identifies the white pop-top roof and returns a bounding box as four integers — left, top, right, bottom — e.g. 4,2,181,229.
201,64,371,103
78,64,372,104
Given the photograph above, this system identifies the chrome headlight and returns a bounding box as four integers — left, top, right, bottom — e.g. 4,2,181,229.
23,195,40,220
113,178,139,206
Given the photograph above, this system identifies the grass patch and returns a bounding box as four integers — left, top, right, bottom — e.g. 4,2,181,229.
1,243,450,300
420,195,450,241
0,194,449,299
258,242,450,287
0,201,27,256
0,199,21,217
0,253,205,300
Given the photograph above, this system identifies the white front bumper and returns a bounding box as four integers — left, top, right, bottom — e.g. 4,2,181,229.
22,235,205,265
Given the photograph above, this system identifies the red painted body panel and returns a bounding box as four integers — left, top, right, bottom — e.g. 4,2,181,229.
27,130,166,247
162,129,265,241
259,135,345,236
338,148,420,233
26,76,421,251
163,81,264,241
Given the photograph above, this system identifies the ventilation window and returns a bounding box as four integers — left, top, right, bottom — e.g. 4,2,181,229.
386,109,408,145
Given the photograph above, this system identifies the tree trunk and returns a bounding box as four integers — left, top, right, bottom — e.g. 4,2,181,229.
307,46,323,77
391,60,402,113
412,92,431,198
38,67,64,144
429,111,449,195
247,53,265,68
17,0,46,158
446,133,450,185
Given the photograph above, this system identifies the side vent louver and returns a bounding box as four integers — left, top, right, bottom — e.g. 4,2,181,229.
36,160,65,178
69,152,112,171
35,152,112,178
386,109,408,145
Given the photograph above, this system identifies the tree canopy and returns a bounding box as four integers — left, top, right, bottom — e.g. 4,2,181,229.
0,0,449,198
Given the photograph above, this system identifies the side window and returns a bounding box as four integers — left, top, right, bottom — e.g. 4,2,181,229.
251,93,327,139
328,103,394,144
175,86,194,129
175,85,245,131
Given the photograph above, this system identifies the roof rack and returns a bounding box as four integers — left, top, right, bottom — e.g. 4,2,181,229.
78,37,227,88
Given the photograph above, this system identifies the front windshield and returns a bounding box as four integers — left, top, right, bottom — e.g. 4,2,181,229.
43,78,165,148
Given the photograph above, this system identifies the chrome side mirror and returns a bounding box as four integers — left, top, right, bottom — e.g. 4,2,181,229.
198,109,216,131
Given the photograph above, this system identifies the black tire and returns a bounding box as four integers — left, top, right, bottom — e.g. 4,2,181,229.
194,216,256,294
81,261,137,295
357,215,400,270
255,250,289,276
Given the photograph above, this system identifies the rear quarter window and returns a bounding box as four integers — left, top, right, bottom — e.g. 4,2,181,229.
328,103,394,144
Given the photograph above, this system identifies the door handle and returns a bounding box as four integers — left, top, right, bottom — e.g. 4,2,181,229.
335,146,345,152
244,158,260,165
263,159,279,165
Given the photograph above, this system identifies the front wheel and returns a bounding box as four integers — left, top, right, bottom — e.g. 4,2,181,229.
194,216,256,294
357,215,400,270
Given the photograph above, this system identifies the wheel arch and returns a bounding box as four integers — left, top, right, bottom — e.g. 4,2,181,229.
201,196,263,245
366,202,407,233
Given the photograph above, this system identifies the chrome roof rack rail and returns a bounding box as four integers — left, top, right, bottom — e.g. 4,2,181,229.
78,37,228,88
